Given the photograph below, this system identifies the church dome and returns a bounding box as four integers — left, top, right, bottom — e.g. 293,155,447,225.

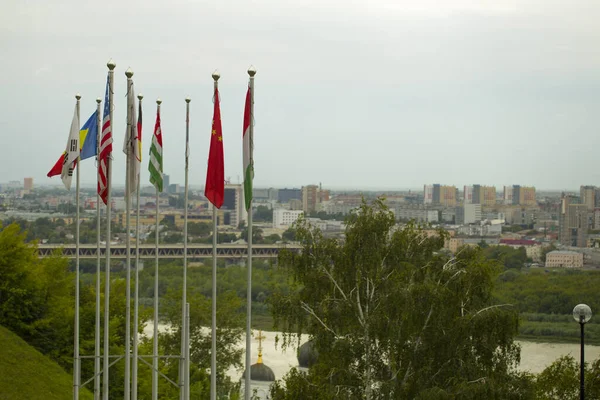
298,340,318,368
242,362,276,382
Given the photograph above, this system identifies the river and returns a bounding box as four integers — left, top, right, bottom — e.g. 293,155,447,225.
145,324,600,379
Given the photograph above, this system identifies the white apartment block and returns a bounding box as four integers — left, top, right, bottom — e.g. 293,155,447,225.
273,209,304,229
545,251,584,268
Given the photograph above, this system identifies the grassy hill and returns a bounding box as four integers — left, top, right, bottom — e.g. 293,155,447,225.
0,325,93,400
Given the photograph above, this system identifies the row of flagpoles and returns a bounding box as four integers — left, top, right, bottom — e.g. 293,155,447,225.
47,59,256,400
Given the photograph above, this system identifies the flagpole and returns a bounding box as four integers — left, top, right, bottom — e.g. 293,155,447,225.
244,67,256,400
181,96,191,400
124,67,134,400
103,58,116,400
74,93,81,400
94,96,102,400
152,98,162,400
211,72,220,400
184,302,190,400
132,93,143,400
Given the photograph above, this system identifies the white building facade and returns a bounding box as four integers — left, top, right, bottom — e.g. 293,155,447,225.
273,209,304,229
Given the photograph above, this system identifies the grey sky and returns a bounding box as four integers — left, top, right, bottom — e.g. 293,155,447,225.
1,0,599,191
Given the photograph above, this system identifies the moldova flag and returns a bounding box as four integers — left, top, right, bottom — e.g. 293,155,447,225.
79,110,98,160
47,110,98,177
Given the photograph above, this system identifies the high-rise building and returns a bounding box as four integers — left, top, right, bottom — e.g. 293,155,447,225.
512,185,521,205
471,185,496,206
456,203,482,225
223,184,247,228
580,185,596,211
472,184,481,204
439,185,457,207
463,185,473,204
559,195,588,247
23,177,33,191
519,186,536,206
302,185,320,213
163,174,170,190
432,184,441,205
423,185,434,204
503,186,513,205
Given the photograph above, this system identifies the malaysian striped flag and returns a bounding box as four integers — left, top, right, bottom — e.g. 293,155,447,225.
98,75,113,204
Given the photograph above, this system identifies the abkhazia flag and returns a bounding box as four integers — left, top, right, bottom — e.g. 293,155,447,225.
204,86,224,208
243,85,253,211
148,104,163,192
47,110,97,178
122,79,139,194
47,105,80,190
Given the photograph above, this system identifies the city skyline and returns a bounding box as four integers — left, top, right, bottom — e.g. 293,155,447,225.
3,0,600,190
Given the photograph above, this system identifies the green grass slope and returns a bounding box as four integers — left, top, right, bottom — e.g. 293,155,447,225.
0,325,92,400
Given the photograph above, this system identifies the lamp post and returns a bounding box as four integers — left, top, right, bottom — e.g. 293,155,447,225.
573,304,592,400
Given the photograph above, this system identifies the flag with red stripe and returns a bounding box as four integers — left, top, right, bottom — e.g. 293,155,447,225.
98,75,113,204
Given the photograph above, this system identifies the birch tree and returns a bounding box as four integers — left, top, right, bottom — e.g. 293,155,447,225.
270,199,532,399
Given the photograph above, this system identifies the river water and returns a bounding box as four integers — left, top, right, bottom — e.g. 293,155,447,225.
144,324,600,378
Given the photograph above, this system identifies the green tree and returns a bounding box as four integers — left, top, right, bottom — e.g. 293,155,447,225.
270,200,527,399
535,355,600,399
254,205,273,222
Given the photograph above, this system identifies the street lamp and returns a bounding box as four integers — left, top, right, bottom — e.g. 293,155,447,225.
573,304,592,400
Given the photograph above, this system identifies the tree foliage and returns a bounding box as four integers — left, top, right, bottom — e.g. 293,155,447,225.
270,200,525,399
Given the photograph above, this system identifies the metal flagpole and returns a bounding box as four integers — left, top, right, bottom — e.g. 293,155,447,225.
124,67,134,400
74,93,81,400
211,72,219,400
184,302,190,400
102,60,117,400
94,96,102,400
180,97,191,400
244,67,256,400
132,93,143,400
152,98,162,400
103,58,116,400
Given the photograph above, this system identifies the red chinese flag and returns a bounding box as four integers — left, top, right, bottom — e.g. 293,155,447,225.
204,87,224,208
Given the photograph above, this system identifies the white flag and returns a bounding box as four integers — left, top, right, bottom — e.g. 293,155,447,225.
61,105,80,190
123,79,139,194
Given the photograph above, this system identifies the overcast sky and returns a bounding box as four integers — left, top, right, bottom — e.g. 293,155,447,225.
2,0,599,191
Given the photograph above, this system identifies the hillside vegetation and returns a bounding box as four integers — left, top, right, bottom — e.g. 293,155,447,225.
0,324,92,400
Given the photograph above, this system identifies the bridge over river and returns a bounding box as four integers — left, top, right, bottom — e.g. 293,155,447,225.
37,243,302,259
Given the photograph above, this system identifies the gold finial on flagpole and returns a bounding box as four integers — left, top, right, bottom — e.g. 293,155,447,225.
156,98,162,105
75,93,81,100
138,93,143,101
247,65,256,77
125,68,134,78
107,59,116,70
96,97,101,104
212,71,220,82
185,97,191,103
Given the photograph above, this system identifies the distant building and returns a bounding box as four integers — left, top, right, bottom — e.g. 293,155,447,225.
580,185,596,211
395,205,439,223
503,186,513,205
167,184,180,194
439,185,457,207
519,186,536,206
302,185,320,213
273,209,303,229
559,195,588,247
278,188,302,203
163,174,170,190
463,185,473,204
457,203,482,225
424,185,434,204
546,251,583,268
23,177,33,191
223,184,247,227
